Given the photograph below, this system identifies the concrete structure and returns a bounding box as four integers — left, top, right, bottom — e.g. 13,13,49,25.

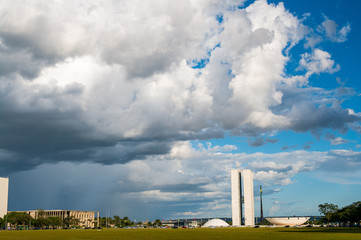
266,217,310,226
188,220,198,228
14,210,99,228
202,218,229,228
0,177,9,218
231,169,254,226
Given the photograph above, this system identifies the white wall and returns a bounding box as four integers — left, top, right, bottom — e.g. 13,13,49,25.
242,170,255,226
231,170,241,226
231,170,255,226
0,177,9,218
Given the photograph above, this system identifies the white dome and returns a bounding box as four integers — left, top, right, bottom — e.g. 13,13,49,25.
266,217,309,226
202,219,229,228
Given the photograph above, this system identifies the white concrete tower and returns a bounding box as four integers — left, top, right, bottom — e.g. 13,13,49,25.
242,170,255,226
231,169,255,226
231,170,242,226
0,177,9,218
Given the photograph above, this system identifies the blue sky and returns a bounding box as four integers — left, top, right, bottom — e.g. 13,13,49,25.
1,0,361,221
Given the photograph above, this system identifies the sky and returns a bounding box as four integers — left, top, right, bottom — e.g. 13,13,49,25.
1,0,361,221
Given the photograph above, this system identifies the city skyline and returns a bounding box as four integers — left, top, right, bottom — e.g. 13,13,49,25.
1,0,361,221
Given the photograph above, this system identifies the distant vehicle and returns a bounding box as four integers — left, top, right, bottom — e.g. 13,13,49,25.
284,225,290,228
254,225,260,228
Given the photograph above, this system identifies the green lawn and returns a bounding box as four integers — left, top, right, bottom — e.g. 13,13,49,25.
1,227,361,240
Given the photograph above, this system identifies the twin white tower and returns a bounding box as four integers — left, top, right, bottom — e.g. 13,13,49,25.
0,177,9,218
231,169,255,226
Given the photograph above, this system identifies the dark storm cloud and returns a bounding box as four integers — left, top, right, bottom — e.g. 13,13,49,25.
0,138,172,175
0,100,172,174
88,141,173,165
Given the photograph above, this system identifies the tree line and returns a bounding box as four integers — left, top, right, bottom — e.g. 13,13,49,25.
0,211,80,229
319,201,361,227
99,216,162,228
0,213,162,230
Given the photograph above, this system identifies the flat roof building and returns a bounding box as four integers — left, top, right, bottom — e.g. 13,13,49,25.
13,210,99,228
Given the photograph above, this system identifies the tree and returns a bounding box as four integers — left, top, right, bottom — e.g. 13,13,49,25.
63,216,79,228
346,201,361,226
153,219,162,227
318,203,338,227
121,216,133,227
336,201,361,227
114,215,121,227
99,217,106,227
48,217,62,229
33,217,51,229
6,212,32,228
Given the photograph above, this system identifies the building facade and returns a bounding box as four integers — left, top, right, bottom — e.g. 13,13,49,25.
16,210,99,228
0,177,9,218
231,169,255,226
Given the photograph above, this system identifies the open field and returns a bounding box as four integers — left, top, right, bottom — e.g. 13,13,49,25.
1,227,361,240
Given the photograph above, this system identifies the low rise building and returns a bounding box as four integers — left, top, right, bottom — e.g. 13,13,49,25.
14,210,99,228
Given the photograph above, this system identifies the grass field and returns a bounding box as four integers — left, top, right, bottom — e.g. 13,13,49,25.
1,227,361,240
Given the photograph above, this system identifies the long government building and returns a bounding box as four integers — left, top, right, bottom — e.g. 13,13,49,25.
13,209,100,228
